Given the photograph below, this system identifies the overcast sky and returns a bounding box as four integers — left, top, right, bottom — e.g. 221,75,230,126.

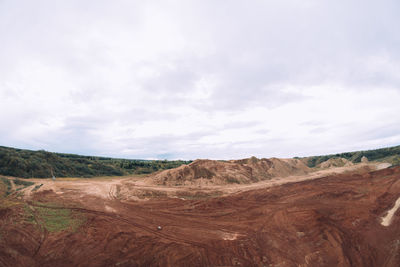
1,0,399,160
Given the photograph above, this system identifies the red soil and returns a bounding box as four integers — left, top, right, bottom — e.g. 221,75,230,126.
1,167,400,266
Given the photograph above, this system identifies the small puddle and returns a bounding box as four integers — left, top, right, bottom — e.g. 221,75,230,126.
381,197,400,227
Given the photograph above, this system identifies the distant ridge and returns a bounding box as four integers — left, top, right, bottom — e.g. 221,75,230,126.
145,157,311,186
0,146,191,178
301,145,400,167
0,144,399,179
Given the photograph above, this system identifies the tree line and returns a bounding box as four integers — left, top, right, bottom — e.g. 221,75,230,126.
0,146,191,178
302,145,400,167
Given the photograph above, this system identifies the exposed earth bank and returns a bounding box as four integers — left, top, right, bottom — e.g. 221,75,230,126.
1,163,400,266
145,157,312,186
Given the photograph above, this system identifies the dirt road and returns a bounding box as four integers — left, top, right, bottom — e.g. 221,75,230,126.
25,162,382,201
1,164,400,266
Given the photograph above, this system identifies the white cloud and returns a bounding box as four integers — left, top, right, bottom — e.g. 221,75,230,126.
0,0,399,159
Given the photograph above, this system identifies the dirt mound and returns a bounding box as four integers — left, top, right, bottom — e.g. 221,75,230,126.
146,157,311,186
318,157,354,168
2,167,400,266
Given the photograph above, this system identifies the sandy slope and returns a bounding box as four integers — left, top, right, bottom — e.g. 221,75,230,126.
144,157,311,186
24,161,383,201
1,165,400,266
381,197,400,226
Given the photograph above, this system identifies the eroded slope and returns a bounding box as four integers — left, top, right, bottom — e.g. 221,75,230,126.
146,157,311,186
1,167,400,266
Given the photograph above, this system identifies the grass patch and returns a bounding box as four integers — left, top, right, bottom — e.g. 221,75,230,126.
0,177,12,196
14,178,34,187
0,177,11,187
176,190,223,199
12,178,35,195
25,202,85,233
136,190,168,199
0,178,23,209
226,177,240,184
32,184,43,191
0,197,21,209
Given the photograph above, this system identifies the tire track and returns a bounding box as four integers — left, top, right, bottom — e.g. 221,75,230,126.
26,201,227,255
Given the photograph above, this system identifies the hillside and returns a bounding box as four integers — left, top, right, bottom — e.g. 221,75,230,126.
146,157,311,186
317,157,354,168
302,145,400,167
0,144,399,179
0,145,398,266
0,146,191,178
1,164,400,266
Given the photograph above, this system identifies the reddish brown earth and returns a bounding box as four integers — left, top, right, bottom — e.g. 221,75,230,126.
147,157,311,186
1,166,400,266
317,157,354,169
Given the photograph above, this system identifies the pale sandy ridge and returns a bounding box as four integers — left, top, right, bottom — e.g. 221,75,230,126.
24,161,388,201
381,196,400,226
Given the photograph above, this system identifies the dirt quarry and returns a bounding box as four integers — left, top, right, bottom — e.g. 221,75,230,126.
1,160,400,266
317,157,354,169
146,157,311,186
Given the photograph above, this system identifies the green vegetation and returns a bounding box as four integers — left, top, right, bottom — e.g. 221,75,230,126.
0,146,191,178
2,178,35,193
226,177,240,184
13,178,34,187
32,184,43,191
1,144,398,178
0,177,12,196
393,155,400,166
24,202,85,232
304,145,400,167
175,190,223,200
0,177,24,210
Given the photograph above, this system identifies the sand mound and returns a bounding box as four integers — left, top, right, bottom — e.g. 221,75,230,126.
4,167,400,266
146,157,311,186
318,157,354,169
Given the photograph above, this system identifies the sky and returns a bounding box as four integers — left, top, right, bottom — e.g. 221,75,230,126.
0,0,400,160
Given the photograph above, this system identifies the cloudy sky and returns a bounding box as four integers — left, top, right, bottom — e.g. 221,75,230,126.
1,0,399,160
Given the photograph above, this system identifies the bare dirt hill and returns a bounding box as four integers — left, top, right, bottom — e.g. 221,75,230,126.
318,157,354,169
145,157,311,186
1,166,400,266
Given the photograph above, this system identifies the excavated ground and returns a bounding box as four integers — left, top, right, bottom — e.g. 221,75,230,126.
1,166,400,266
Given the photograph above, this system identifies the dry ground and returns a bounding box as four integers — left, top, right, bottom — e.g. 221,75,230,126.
18,161,387,202
1,162,400,266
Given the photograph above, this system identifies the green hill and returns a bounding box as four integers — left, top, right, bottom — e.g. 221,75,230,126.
1,144,399,179
0,146,191,178
302,145,400,167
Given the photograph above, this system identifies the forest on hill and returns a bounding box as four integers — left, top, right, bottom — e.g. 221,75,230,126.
303,145,400,167
0,146,191,178
1,144,399,179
